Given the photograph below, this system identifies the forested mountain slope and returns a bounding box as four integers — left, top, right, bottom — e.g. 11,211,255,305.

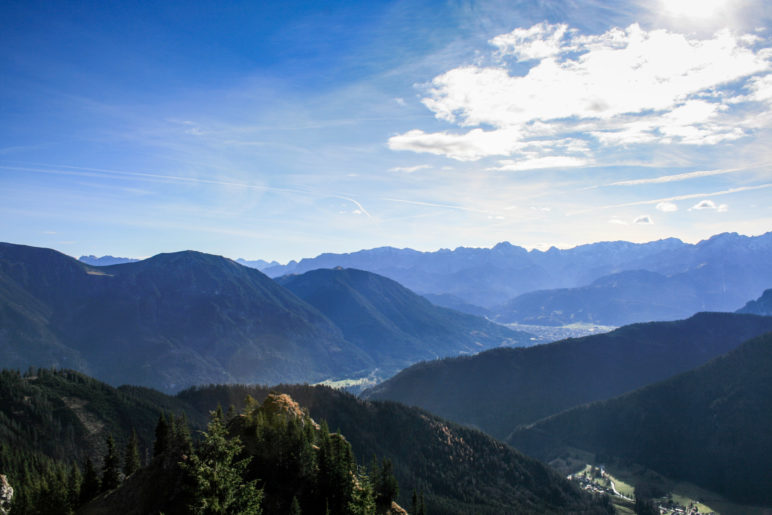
0,369,611,515
508,332,772,506
365,313,772,439
277,267,531,373
0,242,370,391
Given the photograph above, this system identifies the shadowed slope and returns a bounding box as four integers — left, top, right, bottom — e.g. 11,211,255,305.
365,312,772,439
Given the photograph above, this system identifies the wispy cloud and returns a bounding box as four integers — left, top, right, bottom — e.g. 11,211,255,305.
489,155,589,171
0,164,373,218
333,195,372,218
606,166,756,186
656,201,678,212
388,164,431,173
382,197,493,215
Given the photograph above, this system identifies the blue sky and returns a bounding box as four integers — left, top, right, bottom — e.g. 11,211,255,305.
1,0,771,262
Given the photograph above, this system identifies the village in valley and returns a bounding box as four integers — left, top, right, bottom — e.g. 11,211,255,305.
568,465,717,515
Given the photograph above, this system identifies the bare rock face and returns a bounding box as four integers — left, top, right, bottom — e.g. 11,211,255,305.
388,500,408,514
0,474,13,515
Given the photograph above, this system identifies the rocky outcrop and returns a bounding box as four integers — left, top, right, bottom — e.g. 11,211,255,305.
0,475,13,515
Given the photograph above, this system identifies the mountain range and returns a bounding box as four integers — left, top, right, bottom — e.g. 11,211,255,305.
260,232,772,326
364,312,772,440
508,332,772,506
78,255,139,266
1,242,526,392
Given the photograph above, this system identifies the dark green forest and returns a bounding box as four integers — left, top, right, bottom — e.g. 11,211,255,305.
508,332,772,506
365,312,772,439
0,369,611,514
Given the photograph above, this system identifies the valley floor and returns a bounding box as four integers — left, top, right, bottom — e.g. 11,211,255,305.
504,322,617,343
563,461,772,515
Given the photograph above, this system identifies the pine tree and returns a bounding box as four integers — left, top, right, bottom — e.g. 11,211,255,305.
289,495,302,515
372,458,398,510
154,413,170,457
79,458,100,504
172,413,193,457
350,467,376,515
182,407,263,515
101,434,121,492
124,428,141,476
67,462,82,510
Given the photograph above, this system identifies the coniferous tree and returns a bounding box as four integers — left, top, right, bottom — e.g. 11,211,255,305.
79,458,100,504
173,413,193,457
124,428,141,476
154,413,170,457
372,458,398,510
289,495,302,515
634,497,659,515
182,407,263,515
350,467,376,515
101,434,121,492
67,462,82,509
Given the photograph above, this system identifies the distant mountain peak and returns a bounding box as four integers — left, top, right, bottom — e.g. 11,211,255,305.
78,255,138,266
737,288,772,316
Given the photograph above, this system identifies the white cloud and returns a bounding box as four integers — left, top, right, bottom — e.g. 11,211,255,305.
608,218,628,225
490,155,589,171
388,128,524,161
656,201,678,212
491,22,571,61
634,215,654,224
692,199,718,209
691,199,730,211
389,23,772,161
388,164,431,173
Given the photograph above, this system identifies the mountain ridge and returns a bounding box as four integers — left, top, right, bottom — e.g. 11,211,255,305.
507,331,772,506
0,243,370,391
364,312,772,439
260,232,772,317
277,267,531,375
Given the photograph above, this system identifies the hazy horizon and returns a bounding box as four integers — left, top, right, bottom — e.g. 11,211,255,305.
28,227,767,266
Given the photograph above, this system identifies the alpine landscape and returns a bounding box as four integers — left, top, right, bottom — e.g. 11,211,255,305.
2,1,772,514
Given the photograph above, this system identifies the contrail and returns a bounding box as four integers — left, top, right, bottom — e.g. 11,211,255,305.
383,197,492,215
568,183,772,215
1,163,372,218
